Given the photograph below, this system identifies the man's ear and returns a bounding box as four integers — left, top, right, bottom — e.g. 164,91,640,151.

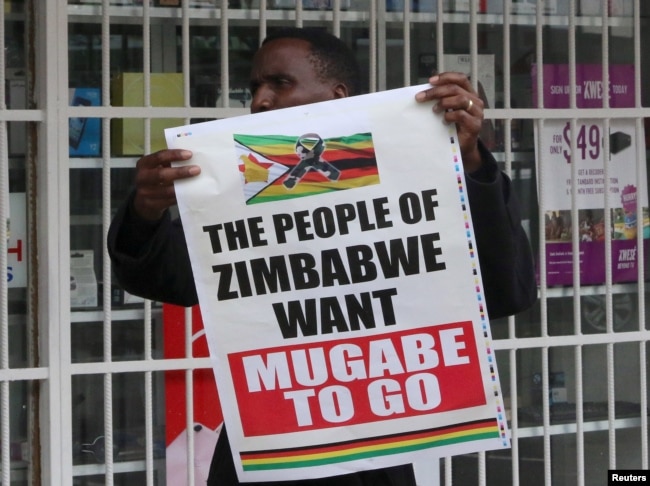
333,82,349,99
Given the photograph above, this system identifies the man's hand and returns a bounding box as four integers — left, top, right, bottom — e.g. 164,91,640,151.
132,149,200,221
415,72,484,173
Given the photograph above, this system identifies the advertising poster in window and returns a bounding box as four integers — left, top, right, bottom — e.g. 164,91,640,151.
533,64,649,286
164,304,223,485
165,86,509,482
7,193,25,288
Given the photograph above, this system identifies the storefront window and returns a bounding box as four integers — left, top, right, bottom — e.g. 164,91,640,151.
0,1,646,484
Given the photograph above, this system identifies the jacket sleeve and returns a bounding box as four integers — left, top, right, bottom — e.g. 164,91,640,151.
107,191,199,307
466,144,538,319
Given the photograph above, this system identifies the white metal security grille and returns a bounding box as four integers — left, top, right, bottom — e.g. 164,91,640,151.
0,0,647,485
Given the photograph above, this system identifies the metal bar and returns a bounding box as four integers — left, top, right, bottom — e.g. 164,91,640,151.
295,0,304,27
493,330,650,350
332,0,341,37
182,0,191,110
0,2,10,484
69,357,216,375
259,0,267,46
434,0,443,74
40,0,74,482
221,0,230,108
185,306,196,486
376,0,386,91
508,3,522,485
566,5,585,485
469,0,478,95
597,0,618,477
61,105,650,119
369,0,377,92
144,308,154,486
471,7,484,486
632,0,648,471
402,0,410,86
100,1,115,484
536,2,552,486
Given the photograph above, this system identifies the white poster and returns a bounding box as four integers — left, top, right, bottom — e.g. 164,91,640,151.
166,85,508,482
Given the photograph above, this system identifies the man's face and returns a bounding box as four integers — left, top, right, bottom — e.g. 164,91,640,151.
249,38,346,113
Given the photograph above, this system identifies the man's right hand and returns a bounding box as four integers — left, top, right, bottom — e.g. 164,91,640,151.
132,149,200,221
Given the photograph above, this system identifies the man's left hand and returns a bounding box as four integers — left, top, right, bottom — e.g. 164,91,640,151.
415,72,484,173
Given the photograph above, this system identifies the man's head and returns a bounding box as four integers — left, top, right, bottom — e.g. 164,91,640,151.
249,27,360,113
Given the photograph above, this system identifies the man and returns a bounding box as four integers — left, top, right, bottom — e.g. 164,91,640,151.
108,27,537,486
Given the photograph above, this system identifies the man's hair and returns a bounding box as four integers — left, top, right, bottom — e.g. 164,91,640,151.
262,27,361,96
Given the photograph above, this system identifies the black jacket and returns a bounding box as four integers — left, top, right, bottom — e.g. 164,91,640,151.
107,143,537,485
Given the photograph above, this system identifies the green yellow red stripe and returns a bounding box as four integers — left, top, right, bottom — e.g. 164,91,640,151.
239,419,499,471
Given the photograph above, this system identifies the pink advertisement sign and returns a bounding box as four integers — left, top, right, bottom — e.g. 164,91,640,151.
533,64,649,286
532,64,635,108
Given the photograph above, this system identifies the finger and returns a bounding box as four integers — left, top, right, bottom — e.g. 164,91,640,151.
136,153,200,189
416,83,475,107
430,72,473,91
137,183,177,204
415,72,476,104
136,148,193,170
432,93,484,116
157,164,201,187
135,166,198,194
443,107,483,133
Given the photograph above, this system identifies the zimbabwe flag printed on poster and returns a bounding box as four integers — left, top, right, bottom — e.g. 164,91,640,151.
235,132,379,204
